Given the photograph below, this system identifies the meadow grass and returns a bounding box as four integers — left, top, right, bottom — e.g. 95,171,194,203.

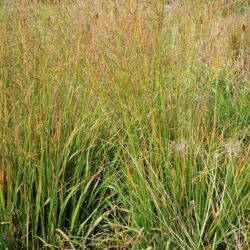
0,0,249,249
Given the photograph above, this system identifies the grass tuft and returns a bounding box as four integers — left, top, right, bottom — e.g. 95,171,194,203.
0,0,249,249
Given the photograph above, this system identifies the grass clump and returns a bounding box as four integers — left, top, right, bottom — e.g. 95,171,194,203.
0,0,249,249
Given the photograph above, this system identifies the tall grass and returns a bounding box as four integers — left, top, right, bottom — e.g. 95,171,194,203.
0,0,249,249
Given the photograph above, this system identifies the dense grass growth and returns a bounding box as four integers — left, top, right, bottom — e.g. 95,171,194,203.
0,0,249,249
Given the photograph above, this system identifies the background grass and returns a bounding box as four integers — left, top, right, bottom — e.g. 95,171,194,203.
0,0,249,249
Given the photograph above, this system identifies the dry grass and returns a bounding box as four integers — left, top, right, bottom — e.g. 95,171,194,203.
0,0,249,249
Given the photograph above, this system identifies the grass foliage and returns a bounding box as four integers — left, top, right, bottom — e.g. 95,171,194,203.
0,0,249,249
